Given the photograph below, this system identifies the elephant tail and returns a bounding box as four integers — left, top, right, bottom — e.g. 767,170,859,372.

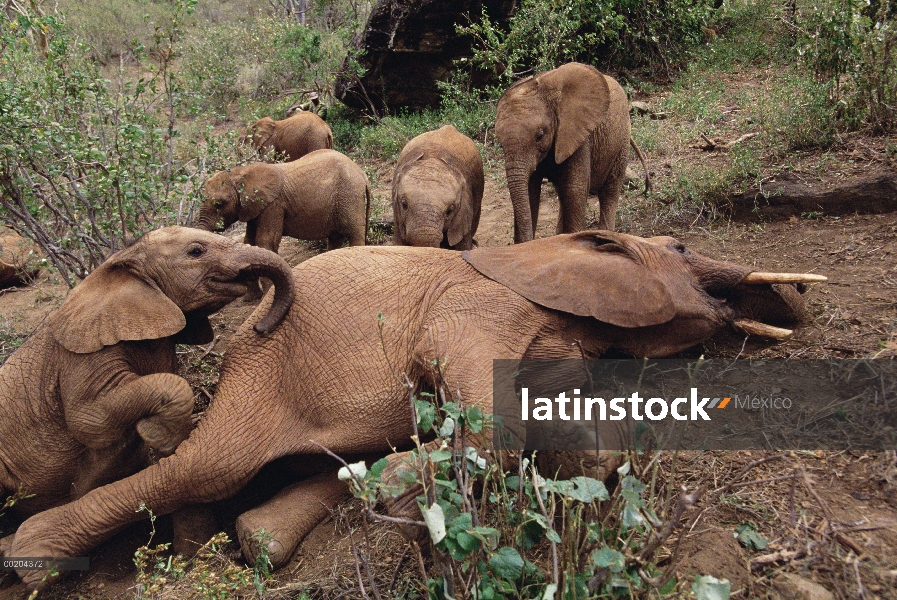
363,185,371,245
629,137,660,201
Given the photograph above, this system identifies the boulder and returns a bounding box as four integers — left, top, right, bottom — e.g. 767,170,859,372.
334,0,516,112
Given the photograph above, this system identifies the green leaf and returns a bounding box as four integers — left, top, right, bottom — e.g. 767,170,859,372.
692,575,731,600
591,546,625,573
456,531,481,552
438,417,455,437
489,546,524,581
369,457,389,479
735,524,768,551
542,476,609,503
429,449,453,463
420,503,446,545
464,406,485,433
414,398,436,433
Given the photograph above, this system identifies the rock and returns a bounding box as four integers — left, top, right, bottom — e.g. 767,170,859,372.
727,169,897,221
773,573,835,600
0,231,40,288
334,0,516,112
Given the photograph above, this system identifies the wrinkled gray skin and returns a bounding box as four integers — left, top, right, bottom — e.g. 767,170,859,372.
496,62,637,241
0,227,293,557
244,112,333,163
392,125,484,250
7,230,812,590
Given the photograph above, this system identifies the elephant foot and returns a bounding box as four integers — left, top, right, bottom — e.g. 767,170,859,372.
171,505,219,557
377,451,431,543
236,473,349,570
8,510,74,590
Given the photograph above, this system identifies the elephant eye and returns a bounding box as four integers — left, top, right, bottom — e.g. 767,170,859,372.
446,205,454,215
675,243,688,254
400,198,408,210
187,245,206,258
536,128,545,140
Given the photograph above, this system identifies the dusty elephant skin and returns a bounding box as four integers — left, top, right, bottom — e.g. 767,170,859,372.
392,125,484,250
7,230,823,589
197,150,370,255
0,227,294,558
243,112,333,163
496,62,651,241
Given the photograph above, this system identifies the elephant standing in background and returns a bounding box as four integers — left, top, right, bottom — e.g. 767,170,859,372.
244,111,333,162
0,227,293,543
392,125,484,250
198,150,370,255
7,230,824,589
496,62,651,241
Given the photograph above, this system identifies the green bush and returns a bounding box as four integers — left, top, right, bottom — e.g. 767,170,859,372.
459,0,716,86
0,8,233,285
798,0,896,131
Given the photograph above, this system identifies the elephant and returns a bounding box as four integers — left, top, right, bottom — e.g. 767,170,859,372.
495,62,652,241
7,230,824,589
392,125,484,250
0,227,293,552
197,150,370,301
244,111,333,162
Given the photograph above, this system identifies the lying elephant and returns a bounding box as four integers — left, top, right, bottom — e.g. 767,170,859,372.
392,125,484,250
244,111,333,162
8,230,823,588
197,150,371,254
0,227,293,547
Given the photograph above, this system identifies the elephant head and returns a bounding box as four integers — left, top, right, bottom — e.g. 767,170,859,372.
197,164,285,233
51,226,295,349
495,63,616,241
392,157,474,248
464,231,820,353
243,117,278,155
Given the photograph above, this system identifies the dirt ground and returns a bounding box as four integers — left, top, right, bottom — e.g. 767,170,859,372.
1,135,896,598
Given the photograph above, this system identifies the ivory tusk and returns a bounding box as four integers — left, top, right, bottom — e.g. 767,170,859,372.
743,272,828,284
732,319,793,339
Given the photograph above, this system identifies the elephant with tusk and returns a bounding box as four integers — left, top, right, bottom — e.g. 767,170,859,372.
6,230,823,589
0,227,293,557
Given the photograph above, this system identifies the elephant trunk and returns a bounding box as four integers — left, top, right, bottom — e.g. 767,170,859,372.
506,164,533,243
235,245,295,334
195,206,218,232
404,208,446,248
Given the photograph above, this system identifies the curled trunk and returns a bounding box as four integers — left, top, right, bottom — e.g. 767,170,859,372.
237,245,295,334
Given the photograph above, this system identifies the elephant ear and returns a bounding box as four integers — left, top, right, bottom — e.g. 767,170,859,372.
234,163,284,222
537,63,611,164
52,259,186,354
462,231,675,328
251,117,276,149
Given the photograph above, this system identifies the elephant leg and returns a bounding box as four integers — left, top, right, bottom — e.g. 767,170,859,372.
241,220,265,301
245,212,283,301
171,505,220,557
551,146,591,234
10,384,299,589
66,372,194,456
595,176,624,231
236,471,350,569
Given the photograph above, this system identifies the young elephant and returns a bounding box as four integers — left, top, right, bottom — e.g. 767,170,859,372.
496,62,651,241
244,112,333,162
197,149,371,256
392,125,484,250
8,231,824,589
0,227,293,530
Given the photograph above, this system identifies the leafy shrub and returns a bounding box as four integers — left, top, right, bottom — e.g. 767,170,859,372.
0,7,233,285
798,0,896,131
459,0,717,86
